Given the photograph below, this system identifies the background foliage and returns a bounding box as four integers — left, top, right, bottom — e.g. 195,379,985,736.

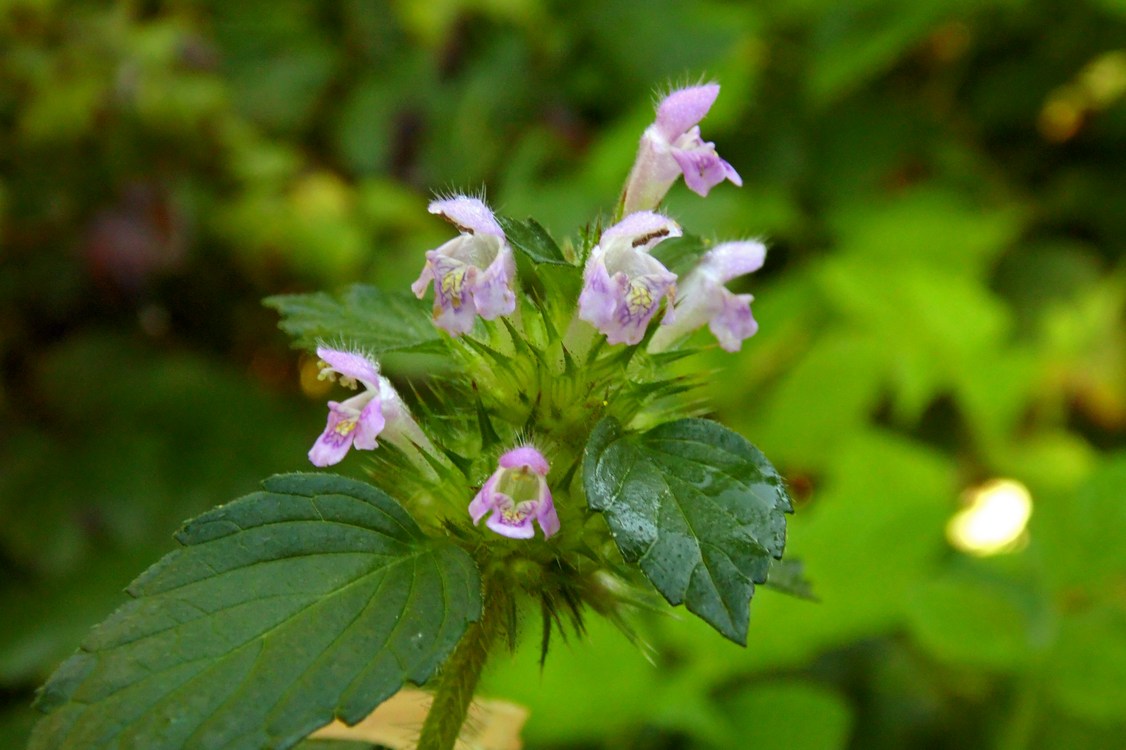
2,0,1124,748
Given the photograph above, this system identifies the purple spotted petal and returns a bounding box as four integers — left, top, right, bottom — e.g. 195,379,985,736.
536,486,560,539
471,244,516,319
485,497,536,539
468,472,501,524
410,262,434,299
655,84,720,140
710,290,758,352
308,403,358,467
606,272,677,345
499,445,550,474
428,195,504,238
351,395,386,450
424,253,478,335
316,347,380,387
472,446,557,539
578,253,626,330
672,145,737,197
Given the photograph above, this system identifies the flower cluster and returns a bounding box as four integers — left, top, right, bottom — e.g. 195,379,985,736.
305,83,764,539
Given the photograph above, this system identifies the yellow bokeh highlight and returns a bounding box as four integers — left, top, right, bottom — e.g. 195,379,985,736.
299,356,335,399
1038,88,1085,143
1080,50,1126,107
947,479,1033,556
1038,49,1126,143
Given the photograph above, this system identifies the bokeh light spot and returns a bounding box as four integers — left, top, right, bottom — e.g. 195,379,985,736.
947,479,1033,556
299,355,335,399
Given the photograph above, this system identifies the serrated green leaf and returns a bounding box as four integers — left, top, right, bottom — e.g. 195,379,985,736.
264,285,443,354
583,417,791,644
497,216,570,265
30,473,482,750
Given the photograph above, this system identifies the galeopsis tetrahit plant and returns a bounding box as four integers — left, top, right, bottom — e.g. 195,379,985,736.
30,83,799,750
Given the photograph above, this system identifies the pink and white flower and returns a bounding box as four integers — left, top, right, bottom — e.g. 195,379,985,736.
468,446,560,540
307,347,418,467
412,195,516,336
622,84,742,214
650,240,765,352
579,211,680,346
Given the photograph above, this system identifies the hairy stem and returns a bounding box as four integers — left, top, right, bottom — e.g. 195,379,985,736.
416,574,505,750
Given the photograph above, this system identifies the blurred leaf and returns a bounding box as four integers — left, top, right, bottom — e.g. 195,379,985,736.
211,0,338,132
0,553,142,687
334,68,425,175
830,187,1024,274
764,558,817,600
0,333,310,575
808,2,970,103
992,241,1104,337
1091,0,1126,17
581,0,750,92
0,706,37,750
721,680,852,750
753,332,887,468
1035,453,1126,593
906,570,1039,670
1046,605,1126,722
31,474,482,750
265,285,444,355
584,417,791,644
481,616,722,746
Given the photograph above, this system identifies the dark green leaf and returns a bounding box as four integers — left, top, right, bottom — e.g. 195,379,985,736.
497,216,570,265
583,417,791,644
30,474,482,750
264,285,443,354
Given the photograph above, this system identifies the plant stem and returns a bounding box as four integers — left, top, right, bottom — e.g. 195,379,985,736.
416,575,505,750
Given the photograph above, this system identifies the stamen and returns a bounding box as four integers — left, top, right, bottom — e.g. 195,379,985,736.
624,281,655,316
333,418,358,436
439,267,469,309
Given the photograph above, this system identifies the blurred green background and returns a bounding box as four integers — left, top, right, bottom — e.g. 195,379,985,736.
2,0,1125,748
